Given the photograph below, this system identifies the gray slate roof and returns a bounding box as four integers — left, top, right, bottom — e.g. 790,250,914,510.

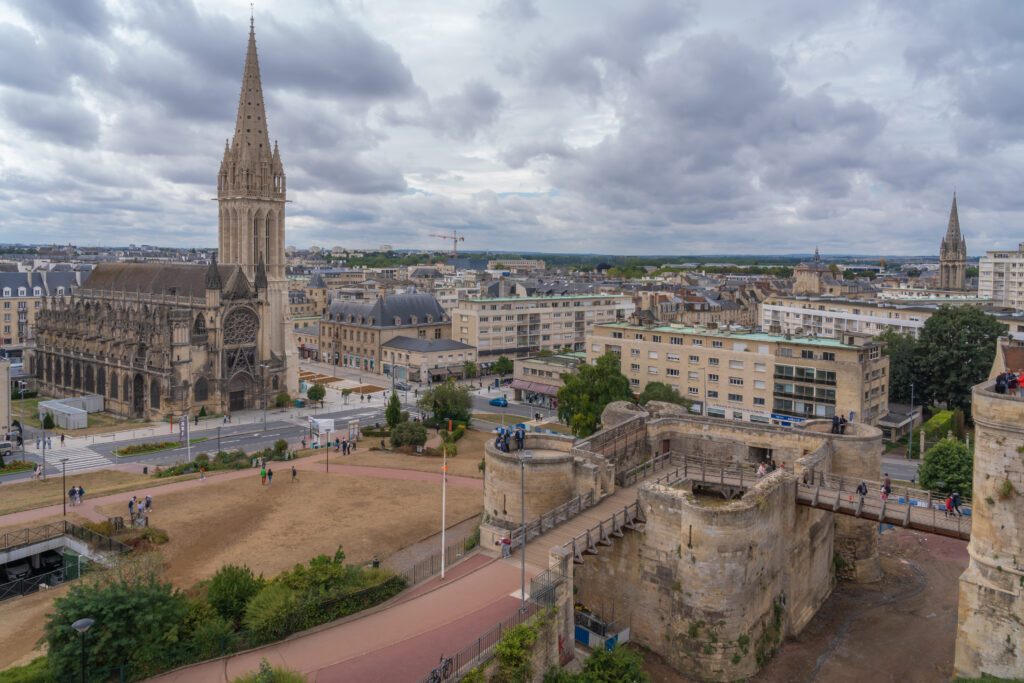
382,336,474,352
328,292,448,327
81,263,243,298
0,271,82,296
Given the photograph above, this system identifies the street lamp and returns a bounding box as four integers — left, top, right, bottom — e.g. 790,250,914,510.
61,458,69,516
259,363,269,430
518,451,533,609
71,617,94,683
907,383,915,460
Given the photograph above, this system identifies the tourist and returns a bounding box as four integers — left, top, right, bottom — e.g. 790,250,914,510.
944,494,954,518
995,373,1008,394
291,465,297,483
199,465,206,481
128,496,135,517
1010,372,1020,397
498,534,512,558
301,437,307,449
883,473,892,493
67,486,76,507
831,415,840,434
145,495,152,512
60,433,65,447
223,415,229,425
839,416,848,435
856,481,868,499
35,435,40,449
952,491,963,516
194,414,200,426
260,465,267,486
880,484,889,503
46,436,52,449
78,486,85,504
267,468,274,486
769,459,778,472
757,462,767,478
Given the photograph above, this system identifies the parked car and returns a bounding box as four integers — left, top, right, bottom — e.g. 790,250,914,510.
395,382,410,392
0,441,13,458
38,550,63,573
1,559,31,582
489,397,509,408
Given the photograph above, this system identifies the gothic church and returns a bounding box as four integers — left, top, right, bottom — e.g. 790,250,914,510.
32,20,297,418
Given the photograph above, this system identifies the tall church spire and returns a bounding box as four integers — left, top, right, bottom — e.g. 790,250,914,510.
939,192,967,290
232,18,272,155
945,192,962,242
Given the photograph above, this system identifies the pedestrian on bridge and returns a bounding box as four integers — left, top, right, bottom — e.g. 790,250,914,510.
951,492,963,516
856,481,868,500
944,494,954,518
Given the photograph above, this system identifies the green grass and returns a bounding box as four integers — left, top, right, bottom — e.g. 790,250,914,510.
115,437,208,457
0,656,54,682
0,460,35,476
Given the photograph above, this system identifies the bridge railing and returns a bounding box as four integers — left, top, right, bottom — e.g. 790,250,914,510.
798,467,974,512
615,451,675,488
510,491,596,550
563,502,642,562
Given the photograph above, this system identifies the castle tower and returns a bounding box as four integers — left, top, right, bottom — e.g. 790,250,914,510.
939,193,968,290
955,380,1024,677
217,18,297,392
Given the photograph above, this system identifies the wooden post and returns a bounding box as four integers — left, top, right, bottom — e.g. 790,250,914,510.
928,492,933,530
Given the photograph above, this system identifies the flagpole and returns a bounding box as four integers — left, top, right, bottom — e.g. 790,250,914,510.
441,447,447,580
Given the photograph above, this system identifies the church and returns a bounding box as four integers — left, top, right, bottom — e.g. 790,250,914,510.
32,20,297,418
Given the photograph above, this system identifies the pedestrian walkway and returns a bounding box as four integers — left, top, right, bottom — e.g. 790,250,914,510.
27,442,112,475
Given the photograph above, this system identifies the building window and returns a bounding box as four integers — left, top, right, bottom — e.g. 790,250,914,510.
708,373,719,382
648,351,658,359
754,380,766,389
647,367,658,375
688,371,699,380
753,397,766,406
732,411,744,420
688,387,698,395
630,378,640,387
630,363,640,371
666,353,679,362
667,368,679,377
689,355,699,364
692,339,703,346
707,390,718,398
729,360,743,369
707,407,725,418
712,340,723,348
728,393,743,402
801,350,815,359
822,352,835,361
729,377,743,386
755,363,766,372
670,337,683,345
651,335,661,343
631,348,640,357
708,357,719,366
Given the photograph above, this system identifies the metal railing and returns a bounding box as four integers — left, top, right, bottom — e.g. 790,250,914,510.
614,451,674,488
396,534,477,586
509,491,596,550
0,521,131,555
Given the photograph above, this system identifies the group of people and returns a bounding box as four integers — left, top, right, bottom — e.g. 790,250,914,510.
944,491,964,517
494,425,526,453
994,370,1023,395
829,415,850,434
127,494,152,526
756,459,784,477
66,485,86,506
34,434,64,449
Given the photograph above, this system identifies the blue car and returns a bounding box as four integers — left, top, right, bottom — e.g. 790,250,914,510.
489,397,509,407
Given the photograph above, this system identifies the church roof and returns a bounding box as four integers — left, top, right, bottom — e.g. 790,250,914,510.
945,193,962,243
328,292,448,327
81,263,242,298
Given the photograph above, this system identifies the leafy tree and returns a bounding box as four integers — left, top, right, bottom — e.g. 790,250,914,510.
306,383,326,407
391,421,428,447
638,381,692,408
828,263,841,278
42,412,55,430
385,391,403,429
918,438,973,494
906,267,922,278
205,565,264,626
184,598,237,660
274,391,291,408
273,439,289,455
878,329,918,404
915,306,1005,412
341,388,353,404
556,353,634,437
418,380,472,425
965,265,979,279
44,556,189,680
544,645,650,682
463,361,478,379
493,355,514,377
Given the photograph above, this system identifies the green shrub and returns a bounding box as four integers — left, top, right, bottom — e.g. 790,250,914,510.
183,598,238,661
243,582,303,644
230,658,307,683
0,656,55,683
919,439,973,494
208,564,264,626
273,439,289,454
494,619,542,682
391,421,428,448
198,405,208,417
195,452,210,465
274,392,292,408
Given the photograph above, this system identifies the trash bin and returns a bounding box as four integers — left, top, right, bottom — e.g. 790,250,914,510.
143,466,148,475
371,558,380,569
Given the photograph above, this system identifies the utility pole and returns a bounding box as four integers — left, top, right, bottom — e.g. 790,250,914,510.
907,383,915,460
519,451,533,608
441,447,447,579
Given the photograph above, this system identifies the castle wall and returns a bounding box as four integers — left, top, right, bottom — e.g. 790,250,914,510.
954,384,1024,678
574,472,834,681
483,434,577,529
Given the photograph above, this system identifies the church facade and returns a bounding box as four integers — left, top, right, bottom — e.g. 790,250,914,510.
31,20,297,419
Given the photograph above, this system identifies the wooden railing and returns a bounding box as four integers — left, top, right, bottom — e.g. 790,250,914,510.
509,491,596,550
614,451,675,487
563,502,643,564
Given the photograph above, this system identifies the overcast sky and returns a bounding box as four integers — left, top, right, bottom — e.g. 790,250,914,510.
0,0,1022,256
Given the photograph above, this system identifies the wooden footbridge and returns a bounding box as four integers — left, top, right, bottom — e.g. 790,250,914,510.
513,453,971,569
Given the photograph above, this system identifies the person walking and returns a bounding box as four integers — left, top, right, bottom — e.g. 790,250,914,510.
35,435,40,450
267,468,274,486
499,533,512,558
145,495,153,512
856,481,868,500
944,494,954,518
757,462,767,478
839,416,848,435
883,473,892,495
831,415,840,434
223,415,228,425
260,465,267,486
199,465,206,481
128,496,136,522
78,486,85,504
291,465,297,483
952,491,963,516
60,433,65,447
68,486,76,507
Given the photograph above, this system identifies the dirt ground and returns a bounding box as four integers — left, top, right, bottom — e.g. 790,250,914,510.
638,527,968,682
334,451,483,479
94,467,482,587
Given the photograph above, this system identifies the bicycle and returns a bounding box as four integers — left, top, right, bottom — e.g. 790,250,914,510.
427,654,454,683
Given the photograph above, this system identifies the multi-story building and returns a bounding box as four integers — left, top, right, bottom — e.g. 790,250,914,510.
434,283,482,313
510,351,585,409
453,294,633,360
760,295,935,339
588,322,889,426
979,243,1024,309
486,258,546,273
380,337,476,383
319,293,450,373
0,271,83,362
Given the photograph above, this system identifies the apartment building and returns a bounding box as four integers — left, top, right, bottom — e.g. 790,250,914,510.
510,351,585,409
979,244,1024,309
486,258,546,272
588,322,889,426
381,337,476,383
453,294,633,360
760,295,935,339
319,293,450,373
0,271,82,362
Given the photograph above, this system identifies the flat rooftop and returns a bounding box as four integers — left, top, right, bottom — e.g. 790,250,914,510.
595,321,865,348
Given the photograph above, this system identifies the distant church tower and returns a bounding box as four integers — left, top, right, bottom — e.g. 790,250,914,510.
217,18,297,392
939,193,968,290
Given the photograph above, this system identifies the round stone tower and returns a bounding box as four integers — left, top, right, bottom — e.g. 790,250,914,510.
954,382,1024,677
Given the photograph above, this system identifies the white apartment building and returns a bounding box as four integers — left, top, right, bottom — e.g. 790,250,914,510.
979,244,1024,309
453,294,633,360
486,258,546,272
759,296,933,339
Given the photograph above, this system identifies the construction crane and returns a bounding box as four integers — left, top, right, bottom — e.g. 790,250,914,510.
429,229,465,258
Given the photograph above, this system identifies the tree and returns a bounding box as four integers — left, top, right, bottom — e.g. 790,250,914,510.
463,361,478,379
493,356,514,377
341,388,353,404
391,421,428,447
915,306,1005,412
42,412,55,430
385,391,403,429
418,380,472,426
544,645,651,682
274,391,291,408
44,556,189,680
966,265,979,279
878,329,918,404
206,564,264,627
828,263,841,278
918,438,973,494
638,381,692,408
906,267,922,278
556,353,634,437
306,383,326,407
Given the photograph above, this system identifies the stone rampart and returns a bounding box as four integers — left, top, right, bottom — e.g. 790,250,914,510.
483,433,577,530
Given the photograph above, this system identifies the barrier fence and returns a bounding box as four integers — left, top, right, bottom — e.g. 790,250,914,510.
509,491,596,550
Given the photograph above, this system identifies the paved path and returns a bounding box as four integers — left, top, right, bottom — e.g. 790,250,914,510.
150,555,527,683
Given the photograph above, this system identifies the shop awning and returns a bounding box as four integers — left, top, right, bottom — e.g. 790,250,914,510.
511,379,559,397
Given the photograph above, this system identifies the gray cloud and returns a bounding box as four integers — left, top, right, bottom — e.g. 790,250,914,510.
1,90,101,147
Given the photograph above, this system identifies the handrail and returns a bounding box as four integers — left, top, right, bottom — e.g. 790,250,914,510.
0,521,131,555
509,491,596,549
615,451,675,487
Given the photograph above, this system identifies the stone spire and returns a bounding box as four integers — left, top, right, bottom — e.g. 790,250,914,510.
254,253,268,290
945,193,962,243
939,192,968,290
233,17,271,154
205,254,222,290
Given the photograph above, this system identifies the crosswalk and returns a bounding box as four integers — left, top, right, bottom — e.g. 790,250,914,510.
31,444,113,475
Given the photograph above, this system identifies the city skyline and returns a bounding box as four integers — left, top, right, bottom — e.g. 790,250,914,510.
1,0,1023,255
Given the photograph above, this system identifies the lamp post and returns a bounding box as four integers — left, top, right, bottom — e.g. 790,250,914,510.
259,363,269,430
61,458,69,516
907,383,915,460
71,617,94,683
518,451,533,609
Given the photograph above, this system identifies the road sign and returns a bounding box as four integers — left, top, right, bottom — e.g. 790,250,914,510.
310,418,334,435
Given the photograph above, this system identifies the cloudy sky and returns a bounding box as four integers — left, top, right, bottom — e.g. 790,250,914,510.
0,0,1022,255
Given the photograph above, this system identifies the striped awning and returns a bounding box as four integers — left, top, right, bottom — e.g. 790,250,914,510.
511,379,559,397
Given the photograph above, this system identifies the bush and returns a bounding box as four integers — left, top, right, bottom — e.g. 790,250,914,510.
274,392,292,408
494,620,541,682
243,582,303,644
195,452,210,465
43,556,190,680
183,598,237,661
0,656,55,683
273,439,289,455
231,658,307,683
208,564,265,626
307,383,326,406
199,405,208,418
919,439,973,494
391,421,428,448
